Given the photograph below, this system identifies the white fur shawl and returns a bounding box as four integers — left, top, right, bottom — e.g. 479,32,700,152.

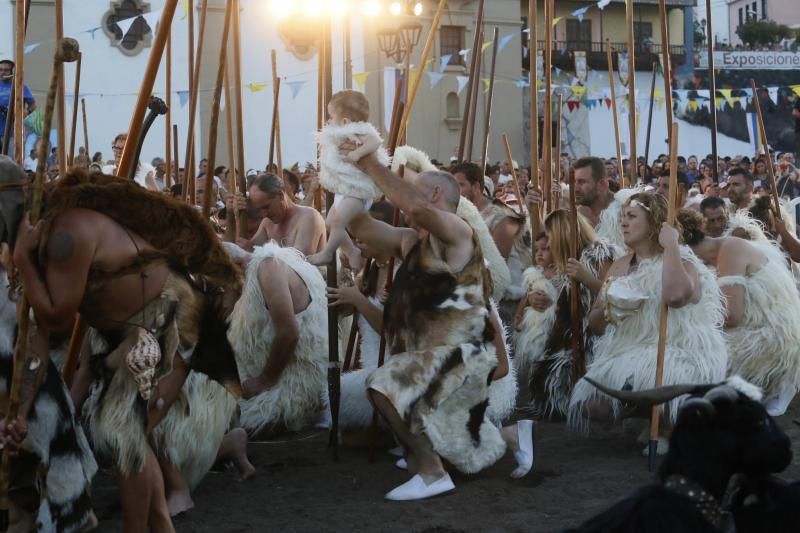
317,121,389,201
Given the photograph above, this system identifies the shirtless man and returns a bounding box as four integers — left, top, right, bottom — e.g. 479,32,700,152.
1,162,244,532
699,196,729,238
727,167,754,212
228,173,326,255
573,157,614,228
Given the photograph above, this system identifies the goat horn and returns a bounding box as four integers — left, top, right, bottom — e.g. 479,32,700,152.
704,385,739,404
681,397,716,417
583,377,701,406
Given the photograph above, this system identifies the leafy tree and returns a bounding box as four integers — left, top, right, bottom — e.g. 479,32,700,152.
736,19,793,47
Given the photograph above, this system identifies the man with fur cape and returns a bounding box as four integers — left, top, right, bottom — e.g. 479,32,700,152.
0,162,246,530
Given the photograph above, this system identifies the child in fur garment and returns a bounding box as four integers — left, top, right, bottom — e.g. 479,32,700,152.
308,90,389,267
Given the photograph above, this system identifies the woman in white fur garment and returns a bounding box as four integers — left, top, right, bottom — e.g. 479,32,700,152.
527,210,617,419
569,192,728,454
678,208,800,416
309,90,390,268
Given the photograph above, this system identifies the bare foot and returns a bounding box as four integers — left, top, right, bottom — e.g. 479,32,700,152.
345,246,363,271
166,489,194,517
307,250,334,267
224,428,256,480
241,376,272,400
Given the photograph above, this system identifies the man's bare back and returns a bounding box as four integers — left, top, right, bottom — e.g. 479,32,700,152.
256,204,325,254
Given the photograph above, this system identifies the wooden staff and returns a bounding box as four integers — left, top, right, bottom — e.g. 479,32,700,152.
268,79,281,173
387,78,404,154
479,28,499,172
465,30,484,162
553,92,563,209
529,0,540,247
542,0,553,214
704,0,719,182
626,0,637,185
172,124,180,187
182,0,209,204
658,0,673,141
606,40,624,186
271,49,283,177
11,0,26,162
231,0,248,238
314,29,326,213
166,32,172,189
202,0,233,219
81,98,89,156
68,52,82,165
457,0,485,161
503,134,525,215
568,135,584,384
1,38,80,529
643,62,658,176
224,64,237,241
749,79,781,217
649,120,679,472
55,0,67,178
186,0,196,194
396,0,448,144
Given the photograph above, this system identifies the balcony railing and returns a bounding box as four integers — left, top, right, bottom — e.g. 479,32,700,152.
534,40,686,71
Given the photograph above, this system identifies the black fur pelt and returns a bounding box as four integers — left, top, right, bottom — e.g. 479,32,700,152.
732,475,800,533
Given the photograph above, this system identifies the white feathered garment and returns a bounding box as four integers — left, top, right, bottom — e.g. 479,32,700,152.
514,267,558,379
724,210,770,242
596,188,639,250
457,196,512,301
487,299,519,425
568,247,728,429
228,243,328,434
719,242,800,408
317,122,389,201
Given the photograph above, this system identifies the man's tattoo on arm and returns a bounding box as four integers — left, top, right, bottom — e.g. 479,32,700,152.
48,231,74,261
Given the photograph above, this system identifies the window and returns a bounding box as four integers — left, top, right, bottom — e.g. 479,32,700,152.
102,0,154,56
739,8,743,27
634,22,653,50
752,2,757,18
566,19,592,50
761,0,767,19
446,92,460,119
440,26,466,67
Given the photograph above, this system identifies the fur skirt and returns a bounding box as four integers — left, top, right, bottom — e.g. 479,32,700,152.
514,267,558,381
317,122,389,201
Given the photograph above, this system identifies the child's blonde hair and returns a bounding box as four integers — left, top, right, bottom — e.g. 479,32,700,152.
330,90,370,122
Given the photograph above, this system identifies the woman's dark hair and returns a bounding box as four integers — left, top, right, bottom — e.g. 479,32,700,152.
676,208,705,246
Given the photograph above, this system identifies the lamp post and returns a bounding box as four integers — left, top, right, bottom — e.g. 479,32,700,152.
377,12,422,143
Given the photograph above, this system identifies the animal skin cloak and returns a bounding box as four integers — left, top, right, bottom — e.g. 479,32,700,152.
228,243,328,435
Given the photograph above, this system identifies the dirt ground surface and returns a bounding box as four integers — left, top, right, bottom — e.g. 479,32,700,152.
93,400,800,533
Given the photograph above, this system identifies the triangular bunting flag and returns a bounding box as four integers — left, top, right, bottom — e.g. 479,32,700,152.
247,82,268,92
456,75,470,95
287,80,306,99
696,89,710,99
439,54,452,72
85,27,102,39
353,72,370,92
498,34,515,51
768,87,779,104
718,88,733,108
597,0,612,9
427,71,446,88
24,43,41,54
571,85,586,99
481,77,491,94
116,15,138,40
552,15,565,26
177,90,190,107
458,48,470,58
790,85,800,98
571,6,591,22
481,41,492,52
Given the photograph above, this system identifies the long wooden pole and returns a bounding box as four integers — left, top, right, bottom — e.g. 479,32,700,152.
543,0,553,214
55,0,67,178
397,0,448,144
271,49,283,177
186,0,196,190
606,40,624,186
457,0,485,161
202,0,233,218
529,0,540,249
750,79,781,217
480,28,499,172
553,92,563,209
704,0,719,182
183,0,208,203
658,0,673,143
649,121,678,472
643,62,658,176
223,64,237,241
268,79,281,172
465,30,484,163
2,37,80,529
503,134,525,215
166,31,172,189
118,1,180,179
172,124,180,187
231,0,248,238
626,0,637,187
387,78,404,154
68,52,82,165
568,118,584,384
81,98,89,157
12,0,25,162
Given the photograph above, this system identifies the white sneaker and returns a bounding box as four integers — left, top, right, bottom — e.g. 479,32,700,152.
395,458,408,470
641,437,669,457
384,474,455,501
765,384,796,417
510,420,535,479
388,446,404,457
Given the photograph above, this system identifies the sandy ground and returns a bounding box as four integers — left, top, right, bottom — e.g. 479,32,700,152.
93,401,800,533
